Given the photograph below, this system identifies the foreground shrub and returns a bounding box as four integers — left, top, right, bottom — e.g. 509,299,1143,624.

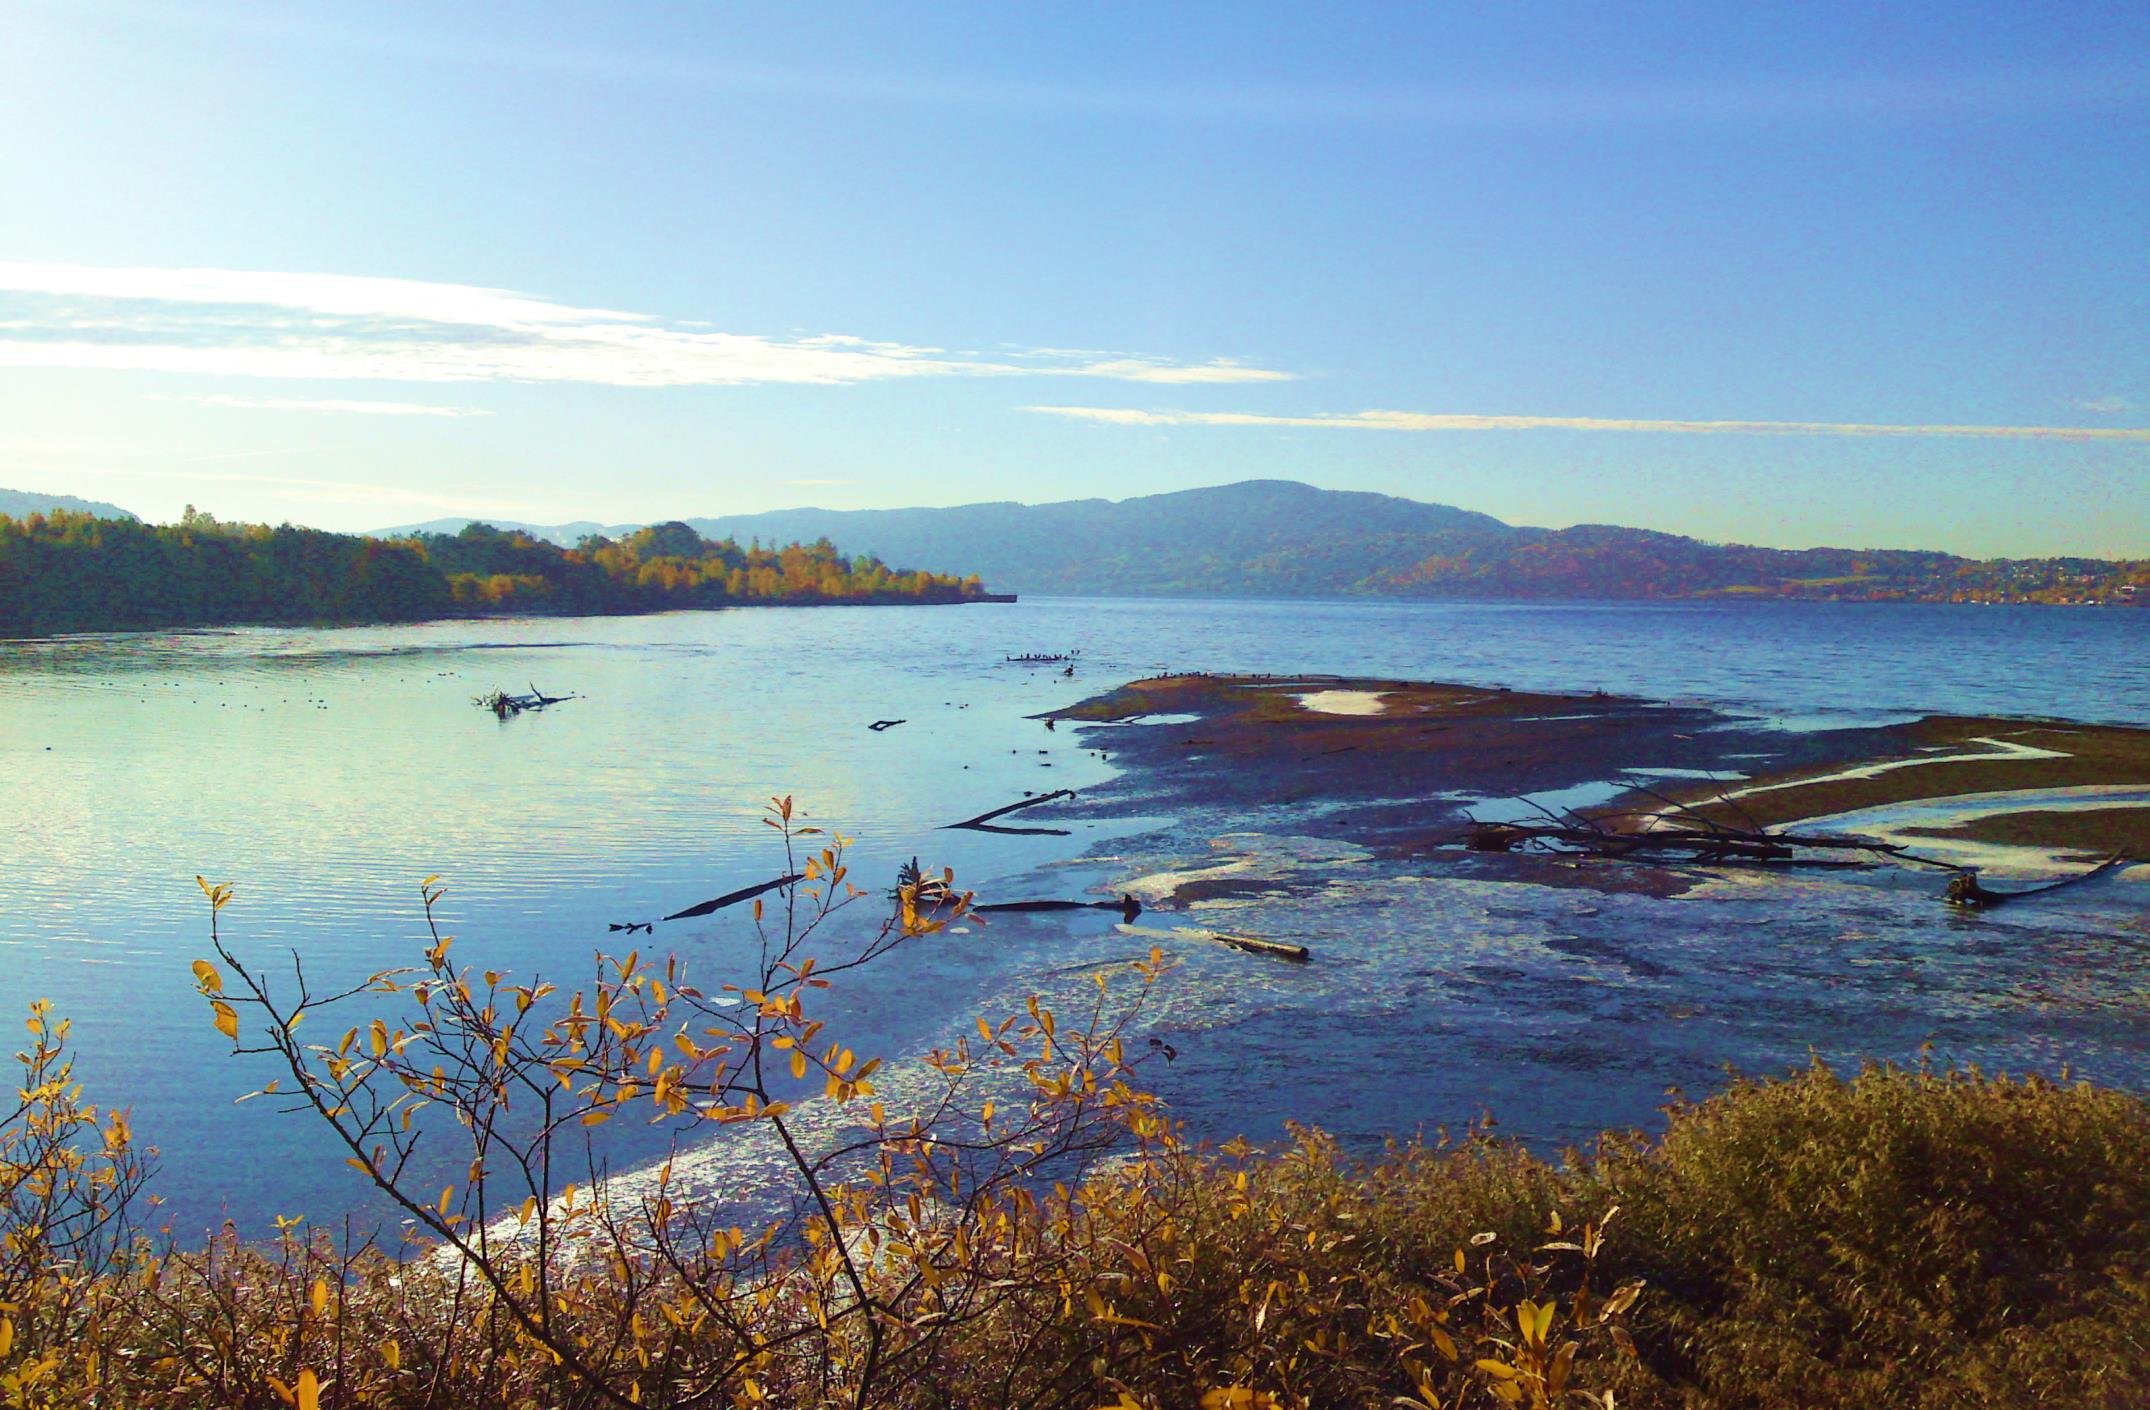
965,1060,2150,1409
1590,1061,2150,1408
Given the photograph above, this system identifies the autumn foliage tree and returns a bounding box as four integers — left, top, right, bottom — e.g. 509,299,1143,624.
0,513,991,635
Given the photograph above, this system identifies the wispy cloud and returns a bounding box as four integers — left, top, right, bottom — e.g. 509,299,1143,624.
1024,406,2150,442
2075,396,2131,414
1065,358,1291,385
0,262,1290,389
158,394,493,417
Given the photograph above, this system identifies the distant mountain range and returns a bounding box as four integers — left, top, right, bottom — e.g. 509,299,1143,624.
0,487,138,521
373,480,2148,605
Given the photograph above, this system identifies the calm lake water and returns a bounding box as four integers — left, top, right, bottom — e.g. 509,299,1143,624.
2,597,2146,1233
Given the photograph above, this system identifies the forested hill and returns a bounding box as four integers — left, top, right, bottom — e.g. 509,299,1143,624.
682,481,1515,598
680,480,2150,605
0,513,991,636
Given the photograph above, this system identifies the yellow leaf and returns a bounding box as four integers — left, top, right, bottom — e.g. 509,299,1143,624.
1475,1359,1519,1379
211,1000,239,1040
1199,1392,1277,1410
0,1316,12,1358
192,960,223,993
1549,1340,1579,1396
1601,1280,1646,1319
296,1367,320,1410
310,1278,328,1317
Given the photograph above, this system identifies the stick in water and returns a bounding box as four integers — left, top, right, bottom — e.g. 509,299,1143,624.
606,873,807,931
943,789,1077,831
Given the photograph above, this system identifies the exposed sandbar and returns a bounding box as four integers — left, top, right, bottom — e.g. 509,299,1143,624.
1054,675,2150,886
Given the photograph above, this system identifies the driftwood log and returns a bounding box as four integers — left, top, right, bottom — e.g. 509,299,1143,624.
1466,817,1954,869
476,682,578,719
892,856,1139,924
1468,809,2129,907
1946,857,2126,908
610,872,803,932
973,895,1143,923
943,789,1077,835
1117,922,1311,964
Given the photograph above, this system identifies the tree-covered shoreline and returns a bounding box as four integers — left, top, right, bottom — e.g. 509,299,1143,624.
0,510,994,636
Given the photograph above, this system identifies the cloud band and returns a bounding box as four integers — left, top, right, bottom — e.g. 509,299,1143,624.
1024,405,2150,442
0,262,1290,390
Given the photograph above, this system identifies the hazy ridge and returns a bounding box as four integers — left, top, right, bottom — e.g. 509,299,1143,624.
375,480,2149,604
0,487,138,522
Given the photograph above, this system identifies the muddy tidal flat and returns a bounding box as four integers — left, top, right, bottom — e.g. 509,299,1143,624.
1056,673,2150,891
1026,672,2150,1152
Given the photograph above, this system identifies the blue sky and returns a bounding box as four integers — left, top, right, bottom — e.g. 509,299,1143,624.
2,1,2146,555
